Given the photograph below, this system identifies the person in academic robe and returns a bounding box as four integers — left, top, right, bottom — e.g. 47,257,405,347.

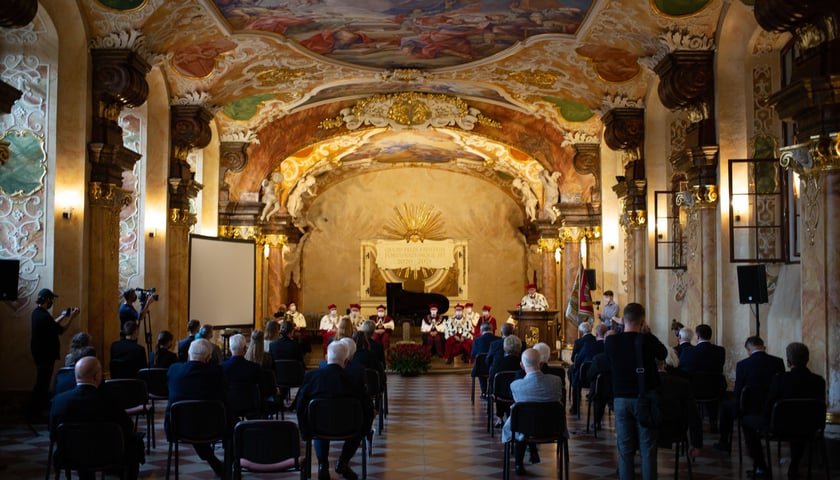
472,305,497,338
319,304,339,353
369,304,395,351
286,301,311,354
444,304,473,365
520,283,549,311
421,303,446,357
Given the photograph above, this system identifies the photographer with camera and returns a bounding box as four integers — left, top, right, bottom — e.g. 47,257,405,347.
119,287,157,334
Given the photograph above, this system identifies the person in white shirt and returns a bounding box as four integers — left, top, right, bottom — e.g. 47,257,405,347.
444,304,473,365
348,303,364,330
319,304,339,353
520,283,549,311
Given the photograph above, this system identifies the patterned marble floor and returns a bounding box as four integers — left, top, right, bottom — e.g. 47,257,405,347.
0,373,834,480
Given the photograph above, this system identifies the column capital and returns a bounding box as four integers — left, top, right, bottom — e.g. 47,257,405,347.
88,142,142,185
0,0,37,28
90,49,150,147
88,181,131,208
654,50,715,122
780,133,840,176
602,108,644,153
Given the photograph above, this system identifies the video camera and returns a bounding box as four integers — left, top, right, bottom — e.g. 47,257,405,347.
135,287,159,304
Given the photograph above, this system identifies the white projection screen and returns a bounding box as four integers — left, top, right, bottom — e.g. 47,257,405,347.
189,235,256,328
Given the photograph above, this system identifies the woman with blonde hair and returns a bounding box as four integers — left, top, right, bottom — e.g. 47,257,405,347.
246,329,273,369
264,319,280,351
333,316,354,343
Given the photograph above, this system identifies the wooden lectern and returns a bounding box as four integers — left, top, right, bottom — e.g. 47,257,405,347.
507,309,558,349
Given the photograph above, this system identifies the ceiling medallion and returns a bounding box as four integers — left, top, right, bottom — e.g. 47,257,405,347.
384,202,446,243
320,92,500,132
252,66,308,86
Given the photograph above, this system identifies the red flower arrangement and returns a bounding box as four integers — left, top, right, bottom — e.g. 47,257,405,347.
390,343,432,375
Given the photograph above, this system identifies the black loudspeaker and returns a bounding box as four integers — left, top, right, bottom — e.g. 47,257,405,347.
737,265,768,304
584,269,596,291
0,259,20,301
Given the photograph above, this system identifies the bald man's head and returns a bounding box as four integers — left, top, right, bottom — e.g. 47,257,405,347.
521,348,541,372
75,356,102,386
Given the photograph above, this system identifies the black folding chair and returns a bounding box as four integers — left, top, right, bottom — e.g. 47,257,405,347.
488,371,518,438
503,402,569,480
232,420,300,479
136,367,169,449
303,398,367,479
166,400,227,480
109,359,136,380
690,372,726,430
54,422,126,480
52,367,76,397
227,383,263,420
102,379,154,454
586,373,612,437
734,385,768,466
471,353,490,405
574,361,592,419
365,368,385,434
762,399,829,480
273,360,305,402
258,368,284,420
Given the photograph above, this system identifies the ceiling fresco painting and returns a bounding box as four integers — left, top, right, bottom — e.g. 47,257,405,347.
211,0,597,70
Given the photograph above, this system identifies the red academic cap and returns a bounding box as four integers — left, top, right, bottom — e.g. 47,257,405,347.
376,304,386,310
328,304,337,310
482,305,492,311
454,304,464,310
526,283,537,290
349,303,361,310
429,304,438,309
465,302,474,307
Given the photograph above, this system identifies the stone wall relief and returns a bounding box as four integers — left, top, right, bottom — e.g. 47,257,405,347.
0,51,50,309
118,109,144,291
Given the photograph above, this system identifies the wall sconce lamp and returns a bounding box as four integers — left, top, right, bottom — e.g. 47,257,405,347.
732,195,748,223
148,229,157,239
62,207,73,220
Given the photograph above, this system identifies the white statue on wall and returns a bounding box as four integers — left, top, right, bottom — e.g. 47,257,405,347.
512,177,539,222
286,174,317,219
539,170,561,224
259,171,284,222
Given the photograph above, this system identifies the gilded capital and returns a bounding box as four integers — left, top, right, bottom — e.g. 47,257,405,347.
537,237,562,253
169,208,197,227
218,224,258,240
780,133,840,177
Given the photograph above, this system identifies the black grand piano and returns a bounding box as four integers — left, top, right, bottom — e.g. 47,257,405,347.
386,282,449,326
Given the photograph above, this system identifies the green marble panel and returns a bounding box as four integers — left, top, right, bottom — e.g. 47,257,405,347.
0,131,46,197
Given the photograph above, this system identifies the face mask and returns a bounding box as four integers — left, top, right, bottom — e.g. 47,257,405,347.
430,310,437,316
350,311,358,317
466,308,472,314
330,310,337,317
482,311,489,316
290,306,296,312
377,312,384,318
455,311,462,318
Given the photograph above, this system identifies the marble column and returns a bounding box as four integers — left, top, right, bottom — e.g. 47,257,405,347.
167,105,211,337
86,49,149,363
560,229,583,344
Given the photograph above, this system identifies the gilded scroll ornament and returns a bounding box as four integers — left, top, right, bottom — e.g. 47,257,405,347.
169,207,197,227
322,92,500,131
383,202,446,243
251,66,308,86
500,69,561,89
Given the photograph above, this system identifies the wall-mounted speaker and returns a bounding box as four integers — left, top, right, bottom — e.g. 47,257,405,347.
0,259,20,301
737,264,768,305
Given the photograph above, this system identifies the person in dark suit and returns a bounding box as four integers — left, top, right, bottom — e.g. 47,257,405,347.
678,324,726,430
297,341,374,480
221,334,261,385
109,321,148,379
585,330,616,429
715,336,785,451
50,357,143,480
570,323,607,414
359,320,385,367
489,335,523,427
743,342,825,479
166,339,228,477
570,321,596,364
656,354,703,455
673,327,694,357
471,322,500,396
678,324,725,374
176,319,201,363
269,320,305,365
486,323,515,368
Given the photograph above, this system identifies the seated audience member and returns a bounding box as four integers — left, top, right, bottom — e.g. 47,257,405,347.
502,348,563,475
489,335,523,426
570,321,596,365
221,334,261,385
570,323,607,414
715,336,785,451
742,342,825,479
656,350,703,455
296,342,374,480
487,323,515,368
516,342,564,380
153,330,177,369
471,322,500,396
270,320,305,365
166,339,228,476
674,326,694,358
351,331,383,374
369,305,395,351
678,323,726,428
360,320,385,367
196,324,222,365
50,357,144,480
263,320,280,352
333,317,355,343
110,321,148,378
585,329,616,428
65,332,95,367
177,319,201,362
245,330,273,370
339,337,366,385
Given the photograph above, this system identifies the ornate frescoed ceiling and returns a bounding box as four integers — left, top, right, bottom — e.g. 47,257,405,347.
77,0,729,220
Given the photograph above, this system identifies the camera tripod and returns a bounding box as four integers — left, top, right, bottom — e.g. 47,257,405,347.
139,301,153,363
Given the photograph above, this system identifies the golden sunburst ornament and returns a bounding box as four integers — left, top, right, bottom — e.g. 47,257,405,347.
384,203,446,243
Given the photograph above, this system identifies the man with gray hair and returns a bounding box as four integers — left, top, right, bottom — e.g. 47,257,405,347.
221,333,261,385
297,342,374,480
674,327,694,357
166,339,228,476
568,321,596,414
502,348,563,476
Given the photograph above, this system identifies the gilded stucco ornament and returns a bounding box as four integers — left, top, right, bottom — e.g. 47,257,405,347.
251,66,308,86
324,93,500,132
383,203,446,243
537,237,562,253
